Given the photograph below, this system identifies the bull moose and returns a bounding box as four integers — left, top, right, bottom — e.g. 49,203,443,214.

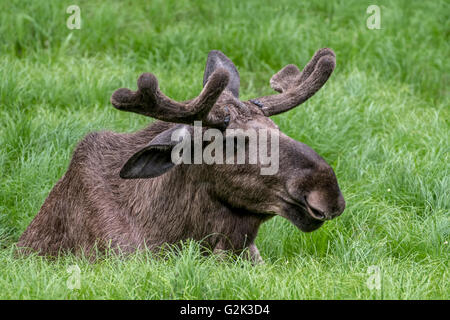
18,48,345,262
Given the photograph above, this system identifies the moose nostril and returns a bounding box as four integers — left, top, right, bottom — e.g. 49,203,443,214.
304,192,345,220
303,197,328,220
311,207,325,219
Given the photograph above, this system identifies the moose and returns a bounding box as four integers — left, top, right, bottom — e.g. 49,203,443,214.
18,48,345,262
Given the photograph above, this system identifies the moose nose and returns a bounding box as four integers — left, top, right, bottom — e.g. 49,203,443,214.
305,191,345,220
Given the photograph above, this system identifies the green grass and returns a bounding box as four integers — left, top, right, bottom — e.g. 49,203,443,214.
0,0,448,299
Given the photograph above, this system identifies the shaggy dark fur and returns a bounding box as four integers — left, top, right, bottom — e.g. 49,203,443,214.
18,49,345,262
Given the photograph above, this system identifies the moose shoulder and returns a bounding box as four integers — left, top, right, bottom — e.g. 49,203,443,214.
18,49,345,262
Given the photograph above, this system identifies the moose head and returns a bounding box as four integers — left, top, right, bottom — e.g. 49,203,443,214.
111,48,345,233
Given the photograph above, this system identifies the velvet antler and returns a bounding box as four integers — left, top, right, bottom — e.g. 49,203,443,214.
249,48,336,117
111,68,230,129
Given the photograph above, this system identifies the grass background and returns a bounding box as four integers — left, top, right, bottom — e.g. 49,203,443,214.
0,0,448,299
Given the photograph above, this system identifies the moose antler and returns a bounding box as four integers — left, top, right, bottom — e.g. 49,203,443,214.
111,68,230,129
249,48,336,117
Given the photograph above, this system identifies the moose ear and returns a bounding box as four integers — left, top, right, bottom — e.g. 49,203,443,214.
120,125,189,179
203,50,240,98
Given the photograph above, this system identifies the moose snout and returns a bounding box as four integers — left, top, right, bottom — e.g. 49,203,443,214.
306,190,345,221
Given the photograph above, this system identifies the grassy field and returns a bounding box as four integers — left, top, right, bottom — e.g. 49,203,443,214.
0,0,448,299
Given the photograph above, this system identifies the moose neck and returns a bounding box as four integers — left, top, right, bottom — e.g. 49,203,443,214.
122,159,220,243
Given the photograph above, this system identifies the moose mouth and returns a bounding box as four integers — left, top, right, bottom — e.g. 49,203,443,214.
280,196,326,232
